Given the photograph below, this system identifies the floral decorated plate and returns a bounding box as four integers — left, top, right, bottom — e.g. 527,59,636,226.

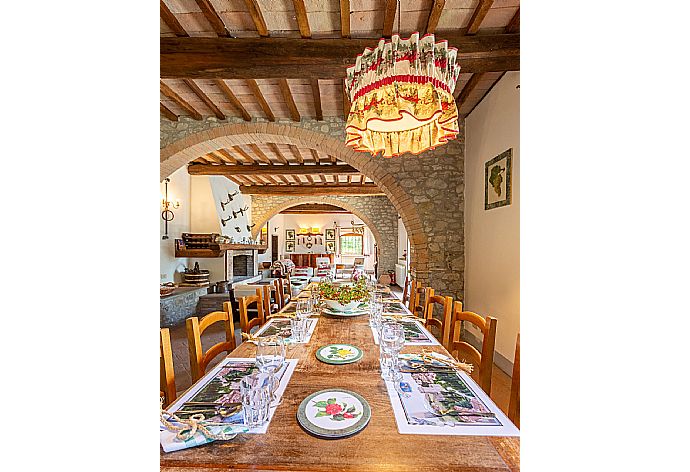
297,389,371,439
315,344,363,365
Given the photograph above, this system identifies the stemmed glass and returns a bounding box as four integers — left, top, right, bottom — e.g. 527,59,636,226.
379,321,405,382
255,335,286,402
369,292,383,330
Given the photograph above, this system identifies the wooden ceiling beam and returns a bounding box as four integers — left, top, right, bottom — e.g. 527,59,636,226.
268,143,290,164
195,0,229,37
187,163,360,175
161,34,519,78
247,144,273,165
246,79,275,121
425,0,446,35
243,0,269,37
279,79,301,122
505,8,520,34
310,149,320,164
288,145,304,164
214,79,251,121
456,73,484,109
342,79,350,121
466,0,494,35
311,79,323,121
226,176,245,186
382,0,397,38
160,103,178,121
160,1,188,37
160,81,202,120
182,79,225,120
232,145,257,164
291,0,311,38
329,154,337,164
240,184,384,196
203,153,223,164
340,0,350,38
215,148,240,165
466,72,505,117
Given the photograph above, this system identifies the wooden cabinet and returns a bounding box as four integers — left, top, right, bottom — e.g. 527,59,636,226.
288,253,333,268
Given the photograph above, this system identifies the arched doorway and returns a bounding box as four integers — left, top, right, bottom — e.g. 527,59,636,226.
160,122,429,284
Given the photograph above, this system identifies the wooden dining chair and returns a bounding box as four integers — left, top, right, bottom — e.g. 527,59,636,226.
186,301,237,383
422,288,454,348
448,301,497,394
273,278,285,309
261,284,278,316
407,280,427,317
238,288,266,336
160,328,176,408
401,276,410,305
508,333,520,428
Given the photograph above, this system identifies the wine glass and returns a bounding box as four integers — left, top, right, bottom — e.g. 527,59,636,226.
379,322,405,381
255,335,285,401
296,299,311,319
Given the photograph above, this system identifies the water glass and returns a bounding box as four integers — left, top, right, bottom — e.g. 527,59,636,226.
310,291,321,312
369,294,383,330
256,335,285,398
240,373,271,428
296,299,311,319
290,316,308,343
379,321,404,381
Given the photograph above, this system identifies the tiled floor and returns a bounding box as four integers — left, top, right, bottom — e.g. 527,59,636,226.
167,285,513,416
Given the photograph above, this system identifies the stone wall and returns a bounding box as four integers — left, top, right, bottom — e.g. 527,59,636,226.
250,195,399,276
160,117,466,301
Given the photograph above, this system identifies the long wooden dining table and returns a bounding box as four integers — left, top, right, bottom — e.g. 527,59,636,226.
161,285,520,471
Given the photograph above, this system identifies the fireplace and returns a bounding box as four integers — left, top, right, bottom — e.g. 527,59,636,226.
225,250,256,281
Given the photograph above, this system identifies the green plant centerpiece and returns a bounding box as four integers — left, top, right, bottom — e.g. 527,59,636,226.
317,278,369,312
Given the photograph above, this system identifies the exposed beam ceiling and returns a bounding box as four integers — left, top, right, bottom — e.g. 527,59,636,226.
340,0,350,38
466,0,495,35
183,79,225,120
382,0,397,38
187,164,359,176
160,81,201,120
456,73,484,109
214,79,251,121
311,79,323,121
243,0,268,37
246,79,275,121
292,0,311,38
279,79,301,122
239,184,384,196
160,34,520,78
425,0,446,35
281,203,351,214
195,0,229,37
160,1,188,37
505,8,520,34
160,103,177,121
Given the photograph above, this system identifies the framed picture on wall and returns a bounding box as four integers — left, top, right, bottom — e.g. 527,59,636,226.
325,241,336,252
325,228,336,241
485,148,513,210
285,241,295,252
286,229,295,241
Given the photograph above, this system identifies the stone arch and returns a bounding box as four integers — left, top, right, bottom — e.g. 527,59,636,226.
249,197,383,247
160,122,430,281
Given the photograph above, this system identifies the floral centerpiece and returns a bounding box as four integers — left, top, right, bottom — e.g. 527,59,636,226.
317,277,369,312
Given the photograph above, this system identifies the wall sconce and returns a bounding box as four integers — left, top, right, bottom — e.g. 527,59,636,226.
161,178,180,240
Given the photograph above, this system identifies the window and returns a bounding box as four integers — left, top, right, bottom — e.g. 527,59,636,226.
339,233,363,255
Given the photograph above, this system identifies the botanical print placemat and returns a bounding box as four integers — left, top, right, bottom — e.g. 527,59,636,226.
254,318,318,343
384,360,518,436
161,357,298,451
371,319,440,346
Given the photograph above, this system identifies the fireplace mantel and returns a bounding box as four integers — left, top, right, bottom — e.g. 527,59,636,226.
174,241,267,258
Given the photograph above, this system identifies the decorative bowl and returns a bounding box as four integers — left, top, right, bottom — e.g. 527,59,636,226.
323,299,362,312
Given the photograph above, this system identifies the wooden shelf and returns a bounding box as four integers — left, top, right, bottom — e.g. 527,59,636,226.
175,241,268,258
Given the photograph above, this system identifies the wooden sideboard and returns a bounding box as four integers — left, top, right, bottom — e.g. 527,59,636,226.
288,253,333,268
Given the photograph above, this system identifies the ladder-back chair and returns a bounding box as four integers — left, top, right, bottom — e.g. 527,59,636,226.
407,280,427,317
422,288,454,348
160,328,176,407
186,301,237,383
238,288,266,336
448,301,497,394
508,333,520,428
